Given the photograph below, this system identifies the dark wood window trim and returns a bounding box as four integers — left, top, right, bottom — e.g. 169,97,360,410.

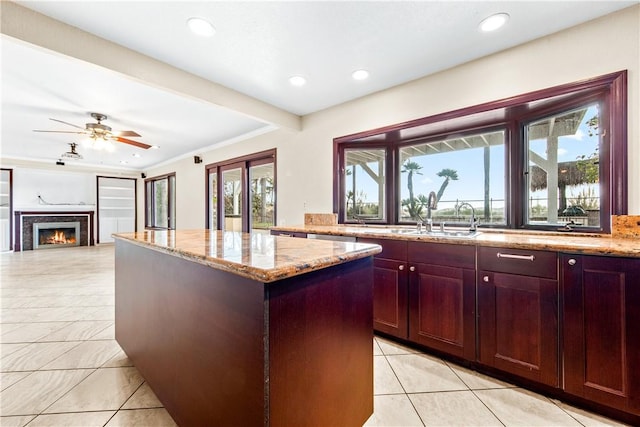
205,149,277,231
144,172,176,230
333,71,627,233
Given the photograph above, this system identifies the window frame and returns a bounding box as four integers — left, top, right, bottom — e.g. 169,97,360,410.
205,149,277,232
333,71,627,233
144,172,176,230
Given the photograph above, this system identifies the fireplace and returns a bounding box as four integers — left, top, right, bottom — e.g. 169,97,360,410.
33,222,80,249
14,211,94,251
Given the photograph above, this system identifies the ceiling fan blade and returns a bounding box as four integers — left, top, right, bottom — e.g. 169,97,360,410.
112,130,141,137
33,130,88,134
49,118,86,130
114,136,151,149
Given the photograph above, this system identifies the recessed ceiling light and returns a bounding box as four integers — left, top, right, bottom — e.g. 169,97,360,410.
120,160,128,165
352,69,369,81
479,13,509,32
132,153,141,158
187,17,216,37
289,75,307,87
150,145,160,149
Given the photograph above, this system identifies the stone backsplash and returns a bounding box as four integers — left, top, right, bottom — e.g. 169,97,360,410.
612,215,640,239
304,213,338,226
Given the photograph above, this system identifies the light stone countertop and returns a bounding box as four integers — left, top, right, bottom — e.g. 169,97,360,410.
113,229,382,283
271,224,640,258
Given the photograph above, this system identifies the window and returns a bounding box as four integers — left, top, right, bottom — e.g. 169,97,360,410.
343,148,386,222
145,173,175,229
206,149,276,233
525,103,602,228
334,71,627,233
398,129,505,225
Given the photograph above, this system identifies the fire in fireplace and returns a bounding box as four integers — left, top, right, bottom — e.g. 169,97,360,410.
33,222,81,249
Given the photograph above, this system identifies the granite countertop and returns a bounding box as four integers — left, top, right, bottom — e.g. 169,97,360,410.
271,225,640,258
113,229,382,283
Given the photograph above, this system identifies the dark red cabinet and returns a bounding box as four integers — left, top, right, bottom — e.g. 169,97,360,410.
408,242,476,361
562,254,640,416
477,246,559,387
358,238,408,339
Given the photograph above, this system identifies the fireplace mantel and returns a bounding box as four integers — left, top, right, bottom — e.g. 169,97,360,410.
14,211,94,251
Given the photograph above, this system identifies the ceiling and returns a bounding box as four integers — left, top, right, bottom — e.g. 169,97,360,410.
1,1,636,171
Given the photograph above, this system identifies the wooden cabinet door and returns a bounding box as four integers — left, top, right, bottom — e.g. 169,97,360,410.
409,262,475,360
563,254,640,415
478,270,559,387
359,238,409,339
372,257,408,339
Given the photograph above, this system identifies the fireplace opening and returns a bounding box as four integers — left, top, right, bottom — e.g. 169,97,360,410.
33,222,81,249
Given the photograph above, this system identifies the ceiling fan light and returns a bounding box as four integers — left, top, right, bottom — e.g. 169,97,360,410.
61,151,82,160
61,143,83,160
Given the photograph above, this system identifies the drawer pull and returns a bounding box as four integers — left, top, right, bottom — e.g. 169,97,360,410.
398,265,405,271
279,233,292,237
496,252,535,261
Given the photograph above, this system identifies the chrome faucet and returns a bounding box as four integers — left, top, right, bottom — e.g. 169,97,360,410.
352,214,368,226
425,191,438,232
456,202,478,231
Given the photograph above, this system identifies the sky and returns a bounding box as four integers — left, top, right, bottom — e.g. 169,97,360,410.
352,104,600,212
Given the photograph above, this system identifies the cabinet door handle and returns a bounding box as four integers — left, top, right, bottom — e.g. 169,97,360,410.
483,275,490,282
567,258,576,266
496,252,535,261
278,233,292,237
398,264,405,271
409,266,415,272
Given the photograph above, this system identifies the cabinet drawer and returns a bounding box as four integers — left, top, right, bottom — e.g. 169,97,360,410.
408,242,475,269
357,238,407,260
478,246,557,279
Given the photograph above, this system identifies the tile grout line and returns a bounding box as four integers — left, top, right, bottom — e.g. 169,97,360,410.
377,341,426,427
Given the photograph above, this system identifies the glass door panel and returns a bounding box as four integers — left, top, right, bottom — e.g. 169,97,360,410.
249,161,274,233
154,178,169,229
208,172,218,230
222,167,243,232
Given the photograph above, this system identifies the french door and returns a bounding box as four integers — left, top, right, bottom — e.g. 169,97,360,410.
207,150,276,233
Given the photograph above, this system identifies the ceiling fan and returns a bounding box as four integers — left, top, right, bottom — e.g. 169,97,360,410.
61,143,82,160
33,112,151,149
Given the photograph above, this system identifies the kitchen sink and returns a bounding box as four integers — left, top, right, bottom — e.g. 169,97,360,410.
386,229,480,238
424,230,480,238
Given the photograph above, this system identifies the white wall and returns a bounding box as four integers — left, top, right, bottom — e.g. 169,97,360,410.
144,6,639,230
0,160,140,244
12,167,96,209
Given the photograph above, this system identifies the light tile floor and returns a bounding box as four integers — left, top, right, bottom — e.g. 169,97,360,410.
0,245,627,426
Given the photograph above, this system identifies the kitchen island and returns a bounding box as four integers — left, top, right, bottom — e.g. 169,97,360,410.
113,229,381,427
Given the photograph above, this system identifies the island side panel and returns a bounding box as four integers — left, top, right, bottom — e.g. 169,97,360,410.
267,257,374,427
114,240,266,426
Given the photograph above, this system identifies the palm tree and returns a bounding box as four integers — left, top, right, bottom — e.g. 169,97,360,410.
435,168,459,202
401,160,424,219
